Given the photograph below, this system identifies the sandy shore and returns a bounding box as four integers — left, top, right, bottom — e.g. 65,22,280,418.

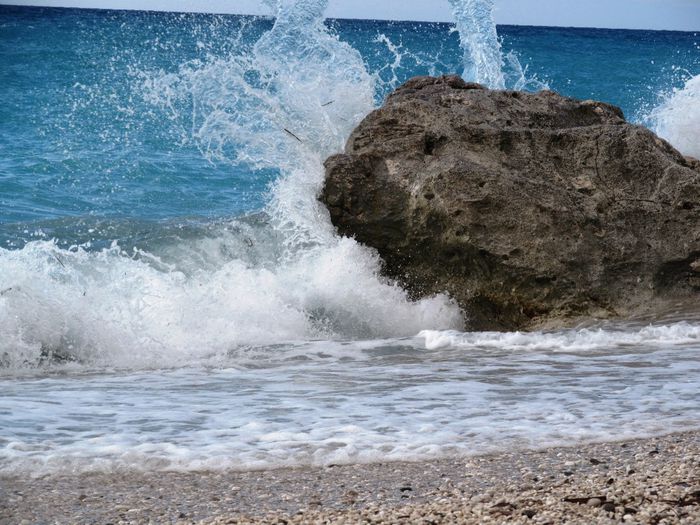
2,431,699,524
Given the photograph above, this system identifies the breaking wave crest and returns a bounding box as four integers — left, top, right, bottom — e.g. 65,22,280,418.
0,0,464,370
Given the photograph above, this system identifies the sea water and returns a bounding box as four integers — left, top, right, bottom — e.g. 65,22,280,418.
0,2,699,476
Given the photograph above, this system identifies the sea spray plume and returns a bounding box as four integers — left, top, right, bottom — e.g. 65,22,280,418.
447,0,547,91
447,0,505,88
142,0,376,249
649,74,700,159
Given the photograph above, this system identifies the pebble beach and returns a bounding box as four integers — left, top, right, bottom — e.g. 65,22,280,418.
3,431,699,524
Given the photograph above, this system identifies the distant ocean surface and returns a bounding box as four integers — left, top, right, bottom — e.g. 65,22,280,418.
1,4,699,476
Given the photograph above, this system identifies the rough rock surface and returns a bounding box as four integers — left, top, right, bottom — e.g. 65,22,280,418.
322,75,700,330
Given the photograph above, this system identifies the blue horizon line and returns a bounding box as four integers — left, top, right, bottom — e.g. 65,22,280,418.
0,3,698,34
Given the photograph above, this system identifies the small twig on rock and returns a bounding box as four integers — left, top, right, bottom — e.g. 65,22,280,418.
563,496,607,505
283,128,303,142
0,287,12,296
321,100,335,107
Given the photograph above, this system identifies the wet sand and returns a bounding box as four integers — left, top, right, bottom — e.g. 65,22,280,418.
2,431,699,524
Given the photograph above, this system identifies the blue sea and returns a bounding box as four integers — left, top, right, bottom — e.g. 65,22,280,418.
1,2,699,475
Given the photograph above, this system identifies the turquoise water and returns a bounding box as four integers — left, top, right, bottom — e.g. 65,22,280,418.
0,4,699,475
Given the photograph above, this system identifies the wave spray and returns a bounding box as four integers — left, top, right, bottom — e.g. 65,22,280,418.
0,0,463,370
649,74,700,159
447,0,546,90
447,0,505,88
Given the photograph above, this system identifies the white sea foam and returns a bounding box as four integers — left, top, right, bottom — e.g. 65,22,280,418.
420,322,700,352
649,74,700,158
2,325,699,476
0,235,461,370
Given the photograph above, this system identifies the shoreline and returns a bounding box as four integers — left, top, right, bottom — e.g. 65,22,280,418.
2,431,699,524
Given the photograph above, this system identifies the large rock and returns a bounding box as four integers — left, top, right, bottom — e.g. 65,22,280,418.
322,75,700,331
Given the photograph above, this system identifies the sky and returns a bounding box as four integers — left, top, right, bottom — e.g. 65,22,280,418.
2,0,700,31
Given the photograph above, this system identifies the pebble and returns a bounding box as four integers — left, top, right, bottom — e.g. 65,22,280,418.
602,502,616,512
